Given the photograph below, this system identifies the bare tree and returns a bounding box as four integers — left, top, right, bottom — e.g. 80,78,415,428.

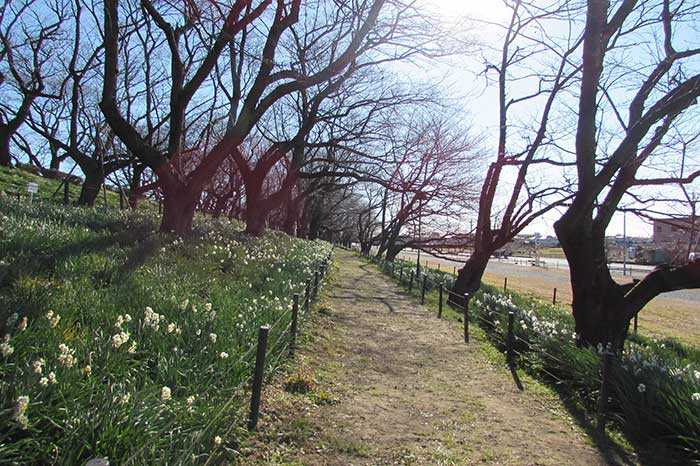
100,0,425,235
0,0,65,167
553,0,700,348
371,112,481,261
450,0,582,301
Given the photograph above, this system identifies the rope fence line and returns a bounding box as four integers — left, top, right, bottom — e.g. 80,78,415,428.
357,249,692,439
119,248,335,466
404,251,700,342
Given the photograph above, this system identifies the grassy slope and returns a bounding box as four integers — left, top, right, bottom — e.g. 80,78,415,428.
0,197,331,465
0,165,125,208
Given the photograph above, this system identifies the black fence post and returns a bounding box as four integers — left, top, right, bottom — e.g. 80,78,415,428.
552,287,557,305
596,351,613,434
463,293,470,343
438,283,444,319
504,277,508,292
409,270,414,292
304,279,311,312
313,271,319,298
248,325,270,430
290,294,299,356
507,311,515,364
421,275,427,304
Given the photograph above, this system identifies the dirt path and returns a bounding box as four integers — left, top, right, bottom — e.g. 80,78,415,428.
243,250,617,466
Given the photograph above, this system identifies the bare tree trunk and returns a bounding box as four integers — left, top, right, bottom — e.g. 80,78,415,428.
76,168,104,206
160,188,198,235
385,243,403,262
0,131,12,168
555,206,631,349
308,212,322,240
451,251,491,295
360,242,372,255
282,194,300,236
245,207,267,235
128,164,145,209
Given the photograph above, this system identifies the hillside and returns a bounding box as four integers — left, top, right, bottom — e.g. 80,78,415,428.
0,197,331,465
0,165,126,208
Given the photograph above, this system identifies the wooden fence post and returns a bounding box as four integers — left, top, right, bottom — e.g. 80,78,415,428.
290,294,299,356
438,283,443,319
463,293,470,343
552,288,557,305
421,275,427,304
504,277,508,292
596,351,613,434
507,311,515,364
248,325,270,430
313,271,319,298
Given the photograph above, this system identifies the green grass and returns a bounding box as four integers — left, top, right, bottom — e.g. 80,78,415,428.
0,197,332,465
0,165,132,208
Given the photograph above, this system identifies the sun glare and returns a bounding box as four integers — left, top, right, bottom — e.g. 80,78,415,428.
422,0,511,22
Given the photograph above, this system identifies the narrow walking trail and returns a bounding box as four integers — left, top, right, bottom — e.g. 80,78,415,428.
243,250,614,465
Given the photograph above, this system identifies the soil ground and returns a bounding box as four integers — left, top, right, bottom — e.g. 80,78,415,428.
241,250,641,466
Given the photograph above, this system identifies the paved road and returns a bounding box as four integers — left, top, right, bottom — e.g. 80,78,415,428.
398,250,700,302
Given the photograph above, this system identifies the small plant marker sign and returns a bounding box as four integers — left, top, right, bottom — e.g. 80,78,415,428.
27,182,39,203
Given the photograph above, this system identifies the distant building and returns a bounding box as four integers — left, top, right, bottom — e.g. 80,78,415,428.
651,216,700,264
653,217,700,247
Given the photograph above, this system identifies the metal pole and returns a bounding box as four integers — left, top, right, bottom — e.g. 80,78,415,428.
438,283,443,319
421,275,427,304
290,294,299,356
248,325,269,430
552,288,557,305
504,277,508,292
